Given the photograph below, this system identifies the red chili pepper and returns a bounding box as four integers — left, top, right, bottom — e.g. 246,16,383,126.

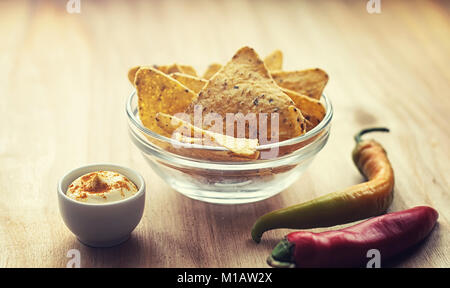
268,206,439,268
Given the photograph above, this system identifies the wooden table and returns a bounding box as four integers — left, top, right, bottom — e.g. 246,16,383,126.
0,0,449,268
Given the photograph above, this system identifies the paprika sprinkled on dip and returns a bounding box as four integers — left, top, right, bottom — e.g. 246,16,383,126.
66,171,138,204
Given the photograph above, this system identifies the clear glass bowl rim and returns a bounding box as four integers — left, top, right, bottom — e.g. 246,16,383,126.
126,90,333,163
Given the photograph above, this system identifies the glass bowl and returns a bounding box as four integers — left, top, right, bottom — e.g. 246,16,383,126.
126,91,333,204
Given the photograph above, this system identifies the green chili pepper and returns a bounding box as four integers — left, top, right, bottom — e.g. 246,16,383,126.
251,127,394,243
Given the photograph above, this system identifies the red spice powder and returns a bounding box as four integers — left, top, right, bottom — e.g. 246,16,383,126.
70,172,136,196
81,172,96,182
81,172,111,194
112,181,130,190
84,182,110,193
112,181,130,197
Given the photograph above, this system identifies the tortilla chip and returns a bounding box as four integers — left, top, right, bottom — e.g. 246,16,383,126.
281,88,326,131
170,73,208,93
178,65,198,77
186,46,305,142
163,64,198,76
203,63,222,80
172,132,205,145
166,145,260,162
135,67,197,135
136,65,173,75
166,64,184,74
264,50,283,71
128,66,141,84
129,65,164,84
271,68,329,100
155,112,259,157
128,64,197,84
163,134,261,161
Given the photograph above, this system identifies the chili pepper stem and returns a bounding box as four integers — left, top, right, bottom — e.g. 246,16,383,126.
354,127,390,143
267,255,296,268
267,239,296,268
271,238,294,262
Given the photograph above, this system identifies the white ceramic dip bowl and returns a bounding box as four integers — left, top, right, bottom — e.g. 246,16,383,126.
58,163,145,247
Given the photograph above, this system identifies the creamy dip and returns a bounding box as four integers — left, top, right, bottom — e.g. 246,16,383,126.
67,171,138,203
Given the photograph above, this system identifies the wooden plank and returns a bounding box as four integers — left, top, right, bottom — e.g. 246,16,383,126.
0,0,448,268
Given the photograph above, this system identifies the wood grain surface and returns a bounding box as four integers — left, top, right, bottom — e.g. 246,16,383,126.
0,0,449,268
